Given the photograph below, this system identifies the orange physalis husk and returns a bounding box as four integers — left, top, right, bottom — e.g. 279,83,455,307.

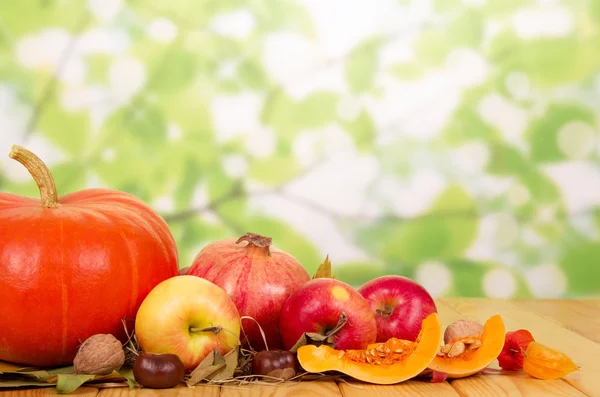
522,342,579,380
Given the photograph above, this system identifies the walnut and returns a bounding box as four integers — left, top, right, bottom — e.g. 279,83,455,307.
73,334,125,375
444,319,484,344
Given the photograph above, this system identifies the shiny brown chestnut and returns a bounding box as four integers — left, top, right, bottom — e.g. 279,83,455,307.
133,352,185,389
252,349,298,376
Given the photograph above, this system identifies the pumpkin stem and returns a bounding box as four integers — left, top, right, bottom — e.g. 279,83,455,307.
8,144,59,208
236,232,272,255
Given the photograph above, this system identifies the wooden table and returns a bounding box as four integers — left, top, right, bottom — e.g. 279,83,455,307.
2,298,600,397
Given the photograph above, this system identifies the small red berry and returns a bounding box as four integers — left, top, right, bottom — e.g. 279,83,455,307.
498,329,535,371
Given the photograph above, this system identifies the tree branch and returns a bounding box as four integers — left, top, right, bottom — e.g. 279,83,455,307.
25,10,92,137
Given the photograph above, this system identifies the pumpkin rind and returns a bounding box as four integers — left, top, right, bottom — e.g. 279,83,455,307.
427,314,505,378
296,312,441,384
0,185,179,367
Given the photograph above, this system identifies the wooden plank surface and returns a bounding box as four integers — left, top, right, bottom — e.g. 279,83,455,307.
0,388,97,397
516,299,600,344
450,372,588,397
438,298,600,397
218,381,342,397
338,380,461,397
1,299,599,397
97,385,218,397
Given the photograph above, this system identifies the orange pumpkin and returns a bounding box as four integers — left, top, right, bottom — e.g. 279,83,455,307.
0,145,179,367
427,314,505,378
296,312,441,384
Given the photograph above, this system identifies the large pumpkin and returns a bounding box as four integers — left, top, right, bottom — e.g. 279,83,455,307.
0,145,179,367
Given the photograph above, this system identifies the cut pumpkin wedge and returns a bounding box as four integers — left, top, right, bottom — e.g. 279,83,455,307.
428,314,505,378
296,312,442,384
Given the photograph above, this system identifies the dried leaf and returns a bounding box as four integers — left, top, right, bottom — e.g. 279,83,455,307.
116,369,137,388
313,255,333,279
55,374,96,394
289,332,335,353
185,351,225,386
0,360,26,372
205,348,239,381
0,379,56,388
265,368,296,381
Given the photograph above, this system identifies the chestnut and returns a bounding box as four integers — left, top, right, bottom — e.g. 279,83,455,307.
252,349,298,376
133,352,185,389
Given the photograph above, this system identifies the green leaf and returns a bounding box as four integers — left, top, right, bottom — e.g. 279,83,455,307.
526,103,596,163
261,91,338,137
345,38,382,93
335,262,387,288
55,374,95,394
559,236,600,295
340,110,376,152
441,106,501,145
486,142,529,175
242,215,322,274
150,47,198,94
0,380,55,388
376,186,479,265
253,0,315,38
430,185,476,214
117,369,136,388
444,259,531,298
85,55,112,84
389,62,425,80
480,0,534,16
43,161,87,196
489,32,600,86
434,0,461,13
38,99,90,156
238,57,271,90
0,0,88,36
414,10,483,65
247,154,301,186
518,169,561,204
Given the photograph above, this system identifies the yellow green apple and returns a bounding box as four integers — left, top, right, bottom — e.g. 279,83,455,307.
135,275,241,371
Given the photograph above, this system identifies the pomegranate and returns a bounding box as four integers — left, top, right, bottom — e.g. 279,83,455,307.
187,232,310,351
358,275,437,342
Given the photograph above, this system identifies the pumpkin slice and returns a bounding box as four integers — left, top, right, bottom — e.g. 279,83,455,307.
296,312,441,384
428,314,505,378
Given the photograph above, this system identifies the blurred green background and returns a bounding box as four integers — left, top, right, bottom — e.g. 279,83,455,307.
1,0,599,298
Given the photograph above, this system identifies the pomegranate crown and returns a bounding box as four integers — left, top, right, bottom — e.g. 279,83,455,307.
236,232,273,253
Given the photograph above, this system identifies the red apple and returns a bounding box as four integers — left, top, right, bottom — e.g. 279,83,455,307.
358,275,437,342
279,278,377,350
135,275,241,371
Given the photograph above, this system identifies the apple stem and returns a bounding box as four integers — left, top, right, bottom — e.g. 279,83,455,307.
376,305,394,317
190,326,223,334
325,312,348,338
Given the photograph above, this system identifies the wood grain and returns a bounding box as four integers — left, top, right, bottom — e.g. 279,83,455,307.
450,372,588,397
438,298,600,397
97,385,218,397
0,387,97,397
218,380,342,397
515,299,600,344
338,380,461,397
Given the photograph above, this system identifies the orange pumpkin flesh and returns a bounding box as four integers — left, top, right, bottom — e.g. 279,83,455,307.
296,312,441,384
427,314,505,378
